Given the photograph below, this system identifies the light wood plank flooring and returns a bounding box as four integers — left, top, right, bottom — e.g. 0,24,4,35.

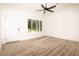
0,36,79,56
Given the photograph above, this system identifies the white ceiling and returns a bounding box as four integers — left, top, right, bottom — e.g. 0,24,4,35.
0,3,57,11
0,3,41,11
0,3,79,14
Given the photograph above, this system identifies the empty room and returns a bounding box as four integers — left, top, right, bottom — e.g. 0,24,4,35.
0,3,79,56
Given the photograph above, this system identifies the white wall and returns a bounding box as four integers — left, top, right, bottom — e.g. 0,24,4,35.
44,4,79,41
0,5,45,44
0,10,1,41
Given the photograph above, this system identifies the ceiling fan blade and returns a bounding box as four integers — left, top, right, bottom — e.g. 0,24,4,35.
43,10,45,14
47,9,54,12
41,4,45,8
48,5,56,9
36,10,44,11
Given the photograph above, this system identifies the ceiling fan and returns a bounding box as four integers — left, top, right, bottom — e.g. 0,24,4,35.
37,3,56,14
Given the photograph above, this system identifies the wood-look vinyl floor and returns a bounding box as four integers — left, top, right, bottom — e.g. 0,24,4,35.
0,36,79,56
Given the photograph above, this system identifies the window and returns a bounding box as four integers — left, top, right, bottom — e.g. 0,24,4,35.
28,19,42,32
28,19,31,31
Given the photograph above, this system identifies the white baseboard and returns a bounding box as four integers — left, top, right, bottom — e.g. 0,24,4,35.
48,35,79,42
